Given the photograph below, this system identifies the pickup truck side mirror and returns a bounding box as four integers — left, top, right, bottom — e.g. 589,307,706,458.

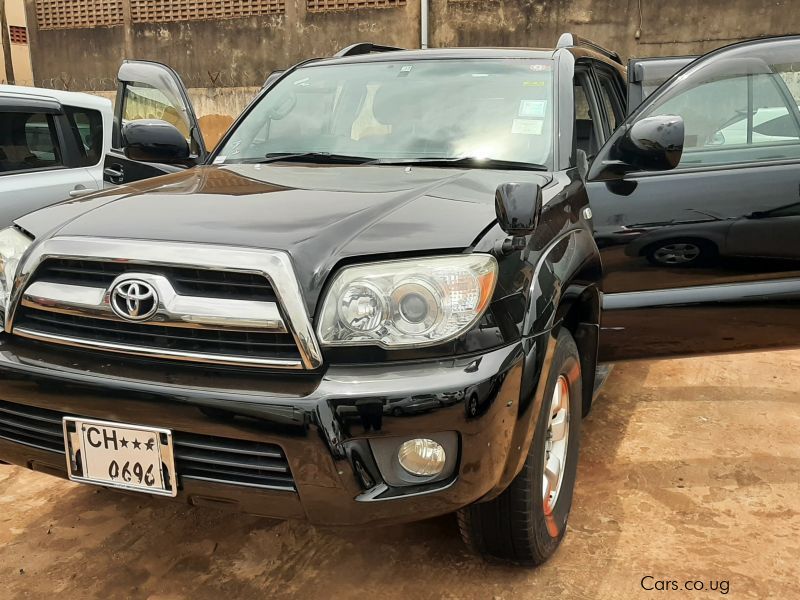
495,182,543,236
589,115,684,181
122,119,191,164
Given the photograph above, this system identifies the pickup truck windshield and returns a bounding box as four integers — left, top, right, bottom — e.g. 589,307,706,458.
217,59,555,168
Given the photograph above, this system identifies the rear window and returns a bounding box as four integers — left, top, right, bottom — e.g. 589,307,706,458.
65,106,104,167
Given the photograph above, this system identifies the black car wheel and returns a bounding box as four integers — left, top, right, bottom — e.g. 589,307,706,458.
645,238,716,266
457,328,582,565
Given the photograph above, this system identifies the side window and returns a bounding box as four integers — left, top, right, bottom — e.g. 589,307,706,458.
646,61,800,168
595,69,625,133
121,82,192,145
65,107,104,167
574,70,603,158
0,111,63,174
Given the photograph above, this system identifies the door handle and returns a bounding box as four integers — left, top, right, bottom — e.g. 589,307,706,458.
104,166,124,182
69,186,97,198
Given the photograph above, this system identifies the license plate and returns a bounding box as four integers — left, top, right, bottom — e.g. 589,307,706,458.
63,417,177,497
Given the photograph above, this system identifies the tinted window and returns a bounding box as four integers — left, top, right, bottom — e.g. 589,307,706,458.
642,41,800,168
596,70,624,132
218,59,556,168
574,71,601,157
65,106,104,166
0,112,63,174
122,82,191,141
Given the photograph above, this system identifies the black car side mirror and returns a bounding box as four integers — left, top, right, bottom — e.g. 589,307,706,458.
122,119,191,164
589,115,684,181
495,182,543,236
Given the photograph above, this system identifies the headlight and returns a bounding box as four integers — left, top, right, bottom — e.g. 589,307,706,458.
318,254,497,348
0,227,33,313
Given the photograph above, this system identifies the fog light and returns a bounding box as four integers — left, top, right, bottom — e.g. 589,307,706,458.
397,438,446,477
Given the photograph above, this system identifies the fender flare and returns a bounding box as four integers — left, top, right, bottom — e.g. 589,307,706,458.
481,227,601,501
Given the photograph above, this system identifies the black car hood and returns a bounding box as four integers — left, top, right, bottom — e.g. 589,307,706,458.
17,164,551,309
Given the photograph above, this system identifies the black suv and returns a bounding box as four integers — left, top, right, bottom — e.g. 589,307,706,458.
1,34,799,566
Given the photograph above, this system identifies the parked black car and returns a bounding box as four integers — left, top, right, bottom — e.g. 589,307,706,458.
0,34,798,566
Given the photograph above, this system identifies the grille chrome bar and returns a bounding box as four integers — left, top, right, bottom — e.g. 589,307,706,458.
22,279,287,332
13,327,305,368
8,237,324,370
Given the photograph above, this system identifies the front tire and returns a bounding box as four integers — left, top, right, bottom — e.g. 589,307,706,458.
457,329,582,565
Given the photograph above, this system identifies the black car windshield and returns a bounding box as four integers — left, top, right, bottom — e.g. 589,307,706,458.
216,58,555,168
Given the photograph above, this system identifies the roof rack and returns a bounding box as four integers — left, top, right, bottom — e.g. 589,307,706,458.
334,42,405,58
556,32,622,65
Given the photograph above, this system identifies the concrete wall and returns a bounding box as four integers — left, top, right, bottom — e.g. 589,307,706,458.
1,0,33,84
429,0,797,61
26,1,421,90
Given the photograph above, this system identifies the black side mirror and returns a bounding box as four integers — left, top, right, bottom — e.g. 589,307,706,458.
589,115,684,181
122,119,191,163
495,182,543,236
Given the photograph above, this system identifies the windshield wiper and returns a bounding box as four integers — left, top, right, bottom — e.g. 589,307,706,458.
259,152,374,165
370,157,550,171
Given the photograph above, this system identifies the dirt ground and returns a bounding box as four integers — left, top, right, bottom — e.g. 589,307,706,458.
1,350,799,600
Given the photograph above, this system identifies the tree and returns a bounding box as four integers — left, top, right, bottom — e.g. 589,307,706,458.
0,0,15,85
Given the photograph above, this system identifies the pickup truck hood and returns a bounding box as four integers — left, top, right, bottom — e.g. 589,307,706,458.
16,164,551,309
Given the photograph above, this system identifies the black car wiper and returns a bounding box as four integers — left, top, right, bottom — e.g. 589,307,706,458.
370,156,549,171
259,152,374,165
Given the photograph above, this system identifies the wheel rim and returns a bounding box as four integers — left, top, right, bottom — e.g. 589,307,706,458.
542,375,570,511
653,243,701,264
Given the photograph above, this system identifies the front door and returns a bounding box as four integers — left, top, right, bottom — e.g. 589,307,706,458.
104,60,207,186
589,36,800,361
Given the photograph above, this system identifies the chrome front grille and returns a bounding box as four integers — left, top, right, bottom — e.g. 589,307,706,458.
36,258,279,301
14,308,303,361
8,238,323,370
0,400,296,491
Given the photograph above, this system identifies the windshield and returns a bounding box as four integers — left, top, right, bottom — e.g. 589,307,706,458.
217,58,555,167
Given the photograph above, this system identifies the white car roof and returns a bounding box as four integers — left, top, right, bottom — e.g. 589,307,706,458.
0,84,111,112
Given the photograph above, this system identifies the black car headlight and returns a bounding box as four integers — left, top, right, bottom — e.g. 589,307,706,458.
317,254,497,348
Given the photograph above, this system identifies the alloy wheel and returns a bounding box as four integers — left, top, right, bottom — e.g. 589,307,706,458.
542,375,570,511
653,242,701,265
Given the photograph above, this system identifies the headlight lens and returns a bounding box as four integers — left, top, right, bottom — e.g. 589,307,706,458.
0,227,33,312
318,254,497,348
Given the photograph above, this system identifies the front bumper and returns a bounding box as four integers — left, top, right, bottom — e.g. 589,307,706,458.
0,333,548,526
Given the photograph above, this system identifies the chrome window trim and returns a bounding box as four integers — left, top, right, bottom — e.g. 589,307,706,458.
7,237,323,370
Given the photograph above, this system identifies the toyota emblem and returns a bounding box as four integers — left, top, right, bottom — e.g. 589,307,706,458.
110,279,159,321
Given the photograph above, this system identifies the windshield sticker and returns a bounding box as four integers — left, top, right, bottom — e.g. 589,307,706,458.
228,140,242,155
523,81,546,87
511,118,544,135
398,65,414,78
519,100,547,118
529,64,552,72
213,155,226,165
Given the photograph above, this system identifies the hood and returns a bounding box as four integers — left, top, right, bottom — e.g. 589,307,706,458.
16,164,552,309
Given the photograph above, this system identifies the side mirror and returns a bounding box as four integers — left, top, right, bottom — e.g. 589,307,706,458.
122,119,191,163
495,182,543,236
589,115,684,181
